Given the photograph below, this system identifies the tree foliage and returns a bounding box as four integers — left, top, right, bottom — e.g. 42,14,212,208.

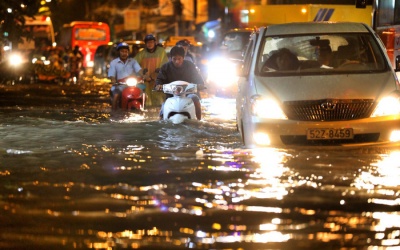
0,0,41,44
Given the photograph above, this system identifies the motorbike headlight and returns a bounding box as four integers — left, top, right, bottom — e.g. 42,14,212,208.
207,57,238,87
9,54,23,67
126,78,138,87
371,94,400,117
251,96,288,119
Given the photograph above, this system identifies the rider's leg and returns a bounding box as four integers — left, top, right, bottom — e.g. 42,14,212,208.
142,93,146,110
159,102,164,119
110,85,122,111
189,94,201,120
112,93,120,111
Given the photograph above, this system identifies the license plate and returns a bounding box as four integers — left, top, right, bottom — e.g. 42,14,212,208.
307,128,354,140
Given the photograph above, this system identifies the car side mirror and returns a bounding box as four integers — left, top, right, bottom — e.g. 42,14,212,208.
396,55,400,72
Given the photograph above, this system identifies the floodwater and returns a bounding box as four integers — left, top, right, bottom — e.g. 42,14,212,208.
1,79,400,250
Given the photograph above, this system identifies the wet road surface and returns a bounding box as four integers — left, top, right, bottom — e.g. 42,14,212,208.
1,79,400,249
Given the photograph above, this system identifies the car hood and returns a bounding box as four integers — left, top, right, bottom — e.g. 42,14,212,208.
254,72,397,102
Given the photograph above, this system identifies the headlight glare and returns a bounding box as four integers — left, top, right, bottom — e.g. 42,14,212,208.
371,96,400,117
126,78,138,86
251,96,287,119
87,61,94,68
9,54,23,67
253,132,271,146
207,57,238,87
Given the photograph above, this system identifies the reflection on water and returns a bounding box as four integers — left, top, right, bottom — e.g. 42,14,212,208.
1,82,400,249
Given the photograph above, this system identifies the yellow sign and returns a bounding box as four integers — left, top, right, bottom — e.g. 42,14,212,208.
124,9,140,31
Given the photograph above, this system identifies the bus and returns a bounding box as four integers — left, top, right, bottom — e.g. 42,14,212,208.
19,15,56,50
5,15,55,62
59,21,111,71
245,0,400,68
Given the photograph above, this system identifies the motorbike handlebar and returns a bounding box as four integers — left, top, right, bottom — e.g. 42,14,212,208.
152,85,163,92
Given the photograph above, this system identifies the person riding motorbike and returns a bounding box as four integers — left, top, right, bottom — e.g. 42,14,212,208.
108,42,144,111
155,46,204,120
134,34,169,107
176,39,196,64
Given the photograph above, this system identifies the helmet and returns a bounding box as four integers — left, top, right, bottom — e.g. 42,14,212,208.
144,34,156,43
117,42,130,51
176,39,190,47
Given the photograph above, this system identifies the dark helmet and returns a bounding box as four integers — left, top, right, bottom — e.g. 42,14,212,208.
144,34,156,43
117,42,130,51
176,39,190,47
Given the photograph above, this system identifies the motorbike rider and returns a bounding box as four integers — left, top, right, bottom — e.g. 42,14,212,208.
134,34,169,107
108,42,144,111
68,45,84,82
155,46,204,120
176,39,196,64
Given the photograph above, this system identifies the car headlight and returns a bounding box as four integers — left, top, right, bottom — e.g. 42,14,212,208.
371,94,400,117
126,78,138,87
9,54,23,67
251,96,288,119
207,57,238,87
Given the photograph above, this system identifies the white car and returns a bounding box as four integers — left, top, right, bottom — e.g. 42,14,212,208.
236,22,400,148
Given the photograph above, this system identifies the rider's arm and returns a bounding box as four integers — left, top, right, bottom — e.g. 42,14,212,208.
131,59,142,76
154,64,169,90
108,60,117,84
109,76,116,84
155,65,168,85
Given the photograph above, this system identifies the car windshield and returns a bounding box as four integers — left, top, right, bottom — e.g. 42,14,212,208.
220,31,251,60
257,33,387,75
222,32,251,52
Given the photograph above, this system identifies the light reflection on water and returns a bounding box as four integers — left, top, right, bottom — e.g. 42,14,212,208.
1,83,400,249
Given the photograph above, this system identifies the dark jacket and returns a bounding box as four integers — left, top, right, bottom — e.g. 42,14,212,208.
156,60,204,86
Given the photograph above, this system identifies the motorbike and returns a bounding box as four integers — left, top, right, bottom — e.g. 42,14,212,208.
118,76,146,111
161,81,198,124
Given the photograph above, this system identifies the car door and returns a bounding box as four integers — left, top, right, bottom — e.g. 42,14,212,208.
236,33,257,136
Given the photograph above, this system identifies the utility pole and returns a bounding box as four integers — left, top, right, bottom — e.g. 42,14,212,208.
173,0,183,36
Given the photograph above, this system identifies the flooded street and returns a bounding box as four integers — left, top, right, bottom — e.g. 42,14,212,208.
1,79,400,249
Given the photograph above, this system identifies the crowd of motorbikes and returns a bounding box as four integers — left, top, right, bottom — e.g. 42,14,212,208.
0,46,199,125
0,46,83,84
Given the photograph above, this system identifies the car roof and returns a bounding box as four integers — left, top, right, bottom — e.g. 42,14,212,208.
264,22,370,36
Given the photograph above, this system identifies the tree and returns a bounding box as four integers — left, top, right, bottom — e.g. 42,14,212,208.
0,0,41,44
